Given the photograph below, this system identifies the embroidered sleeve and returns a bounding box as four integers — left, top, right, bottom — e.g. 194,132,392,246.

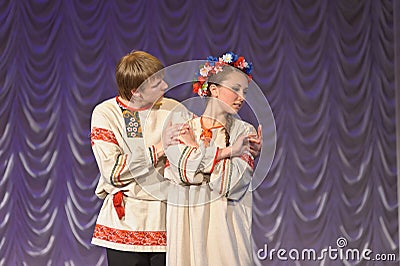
91,107,150,188
165,143,218,185
91,127,119,146
208,155,253,200
148,145,158,167
207,123,256,200
240,153,254,169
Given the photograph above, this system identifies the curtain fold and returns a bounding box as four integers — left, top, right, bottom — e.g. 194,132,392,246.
0,0,397,265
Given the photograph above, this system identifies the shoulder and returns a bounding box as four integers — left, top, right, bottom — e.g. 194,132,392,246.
159,97,191,114
159,97,181,109
93,97,118,115
160,97,194,122
231,118,257,136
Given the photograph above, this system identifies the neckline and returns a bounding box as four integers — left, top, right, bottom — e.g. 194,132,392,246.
116,96,153,111
200,116,225,131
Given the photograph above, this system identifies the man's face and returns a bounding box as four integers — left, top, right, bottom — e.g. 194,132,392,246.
137,77,168,105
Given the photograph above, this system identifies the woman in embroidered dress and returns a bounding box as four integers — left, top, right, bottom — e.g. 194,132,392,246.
164,52,262,266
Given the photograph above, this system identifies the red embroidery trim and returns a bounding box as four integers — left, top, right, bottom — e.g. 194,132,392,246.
91,127,119,146
183,147,195,184
209,147,220,174
219,159,228,195
240,154,254,169
152,145,157,166
93,224,166,246
116,155,127,185
165,159,170,168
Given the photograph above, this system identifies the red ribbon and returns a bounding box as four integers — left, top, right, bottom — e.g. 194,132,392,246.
200,128,213,146
200,117,223,147
113,191,125,220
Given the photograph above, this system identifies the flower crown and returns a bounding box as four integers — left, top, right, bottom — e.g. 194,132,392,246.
192,52,253,97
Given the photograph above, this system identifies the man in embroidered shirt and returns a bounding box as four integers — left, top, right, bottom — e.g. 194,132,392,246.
90,50,189,266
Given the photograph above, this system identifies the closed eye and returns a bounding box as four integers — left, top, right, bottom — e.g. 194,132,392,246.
232,87,248,95
151,80,162,88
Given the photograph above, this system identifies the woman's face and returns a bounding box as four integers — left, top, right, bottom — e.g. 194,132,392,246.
213,71,248,114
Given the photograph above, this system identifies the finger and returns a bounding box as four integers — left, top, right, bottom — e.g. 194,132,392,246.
165,137,178,147
250,145,258,152
247,133,257,138
172,125,188,135
173,124,183,131
188,127,196,137
240,134,249,140
258,125,263,142
250,145,261,156
170,139,181,145
182,124,190,131
249,140,261,147
248,138,261,144
250,142,262,150
170,123,186,130
176,123,188,129
241,136,250,145
164,121,174,134
250,150,258,157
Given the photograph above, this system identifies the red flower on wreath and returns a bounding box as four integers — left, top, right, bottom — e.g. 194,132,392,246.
234,56,245,69
192,52,253,98
193,82,201,94
198,75,206,85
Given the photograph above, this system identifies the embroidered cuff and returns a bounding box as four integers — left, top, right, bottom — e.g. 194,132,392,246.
148,145,158,167
199,144,218,174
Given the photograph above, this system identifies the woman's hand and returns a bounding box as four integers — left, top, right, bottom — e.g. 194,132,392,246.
217,135,250,160
218,127,261,160
248,124,263,158
230,134,251,158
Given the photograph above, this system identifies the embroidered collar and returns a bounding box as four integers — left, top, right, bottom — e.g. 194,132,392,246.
200,116,224,147
116,96,153,112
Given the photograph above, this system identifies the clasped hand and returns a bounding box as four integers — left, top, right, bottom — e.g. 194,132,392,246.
165,122,262,159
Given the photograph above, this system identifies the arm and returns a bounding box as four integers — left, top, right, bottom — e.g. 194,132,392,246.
165,141,253,199
248,124,263,158
165,142,219,185
165,121,256,187
208,155,254,201
208,123,257,200
91,108,154,188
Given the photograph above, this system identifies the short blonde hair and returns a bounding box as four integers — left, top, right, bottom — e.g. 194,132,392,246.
116,51,164,100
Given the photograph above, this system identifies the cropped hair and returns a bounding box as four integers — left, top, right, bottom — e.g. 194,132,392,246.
115,51,164,100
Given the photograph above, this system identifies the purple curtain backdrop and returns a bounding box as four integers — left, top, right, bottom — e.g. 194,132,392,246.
0,0,398,265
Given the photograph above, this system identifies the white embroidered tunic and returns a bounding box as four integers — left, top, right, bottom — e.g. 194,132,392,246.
90,96,189,252
165,117,256,266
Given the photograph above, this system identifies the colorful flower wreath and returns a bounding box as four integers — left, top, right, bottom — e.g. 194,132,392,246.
192,52,253,97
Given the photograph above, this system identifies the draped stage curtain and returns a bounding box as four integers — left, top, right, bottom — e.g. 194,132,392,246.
0,0,398,265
